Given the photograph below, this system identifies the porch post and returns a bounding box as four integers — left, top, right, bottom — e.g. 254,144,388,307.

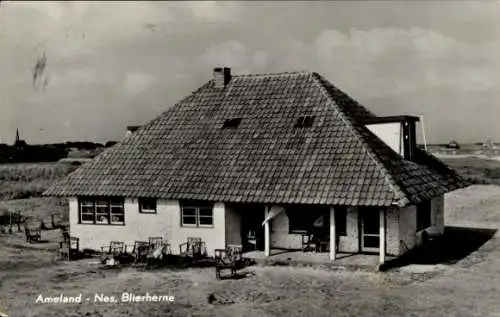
330,207,336,261
264,205,270,257
379,208,386,264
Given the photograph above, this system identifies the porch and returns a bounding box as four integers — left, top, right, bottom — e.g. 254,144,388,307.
243,250,396,270
228,203,391,265
263,205,389,265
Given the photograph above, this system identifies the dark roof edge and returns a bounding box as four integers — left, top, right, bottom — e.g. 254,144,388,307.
363,115,420,125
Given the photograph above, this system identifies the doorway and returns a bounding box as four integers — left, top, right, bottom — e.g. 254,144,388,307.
360,208,380,253
240,204,266,252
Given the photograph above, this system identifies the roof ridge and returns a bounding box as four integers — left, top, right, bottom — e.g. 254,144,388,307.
232,71,312,78
311,73,410,207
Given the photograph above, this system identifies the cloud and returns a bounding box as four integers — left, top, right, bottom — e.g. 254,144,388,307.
252,51,269,69
49,68,100,87
199,40,247,67
122,72,156,96
199,42,271,73
281,27,493,99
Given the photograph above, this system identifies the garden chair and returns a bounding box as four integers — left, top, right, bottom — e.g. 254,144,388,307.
247,231,257,251
179,237,207,259
302,233,316,252
127,240,150,264
59,236,79,261
214,244,244,279
61,229,70,243
24,224,41,243
100,241,125,260
148,237,163,248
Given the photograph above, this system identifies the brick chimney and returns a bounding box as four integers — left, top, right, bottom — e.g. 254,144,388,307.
213,67,231,88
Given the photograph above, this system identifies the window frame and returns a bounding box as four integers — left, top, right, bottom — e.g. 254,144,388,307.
139,198,157,214
416,200,432,232
180,202,214,228
77,197,125,225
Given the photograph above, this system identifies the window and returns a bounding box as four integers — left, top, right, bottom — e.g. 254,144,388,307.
287,206,347,236
287,207,313,233
295,115,315,128
287,206,327,234
78,197,125,225
181,202,214,227
139,198,157,214
222,118,242,129
416,200,431,231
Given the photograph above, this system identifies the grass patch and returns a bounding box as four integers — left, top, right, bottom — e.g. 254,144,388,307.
0,162,78,200
441,157,500,185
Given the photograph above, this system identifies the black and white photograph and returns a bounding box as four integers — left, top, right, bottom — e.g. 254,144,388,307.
1,1,500,316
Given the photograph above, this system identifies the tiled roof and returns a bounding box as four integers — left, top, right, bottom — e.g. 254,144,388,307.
43,71,469,206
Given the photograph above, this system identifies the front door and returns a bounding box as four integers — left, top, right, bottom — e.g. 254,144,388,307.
360,209,380,253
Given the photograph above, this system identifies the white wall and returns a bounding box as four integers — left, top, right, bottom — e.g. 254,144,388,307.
385,207,400,256
69,198,226,257
69,197,170,252
431,195,445,234
366,122,402,155
397,194,445,254
168,201,226,256
270,207,302,249
338,207,359,253
398,204,417,255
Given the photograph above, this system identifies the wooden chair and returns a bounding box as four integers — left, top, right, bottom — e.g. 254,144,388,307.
314,233,332,253
128,240,150,264
24,224,41,243
302,233,316,252
161,243,172,255
214,244,244,279
179,237,207,259
100,241,125,259
61,229,70,243
59,236,79,261
247,231,257,251
148,237,163,248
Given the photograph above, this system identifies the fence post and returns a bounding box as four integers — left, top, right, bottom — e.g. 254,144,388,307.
17,211,22,232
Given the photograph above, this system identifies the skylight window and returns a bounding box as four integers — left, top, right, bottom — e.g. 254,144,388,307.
295,115,315,128
222,117,242,129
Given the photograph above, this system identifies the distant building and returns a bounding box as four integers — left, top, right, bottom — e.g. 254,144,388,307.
6,128,67,163
125,126,141,138
446,141,460,150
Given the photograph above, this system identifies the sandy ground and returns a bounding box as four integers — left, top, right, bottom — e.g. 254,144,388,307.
1,185,500,317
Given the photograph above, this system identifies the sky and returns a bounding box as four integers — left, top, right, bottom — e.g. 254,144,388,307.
1,1,499,145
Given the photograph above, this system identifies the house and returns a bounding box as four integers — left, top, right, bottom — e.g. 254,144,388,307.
43,67,469,264
125,126,141,138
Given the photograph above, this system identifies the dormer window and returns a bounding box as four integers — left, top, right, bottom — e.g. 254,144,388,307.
222,118,242,129
295,115,315,128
